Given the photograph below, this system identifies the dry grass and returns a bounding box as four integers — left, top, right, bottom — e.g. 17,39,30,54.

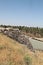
0,33,43,65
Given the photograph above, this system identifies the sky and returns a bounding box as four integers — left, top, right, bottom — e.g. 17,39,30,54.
0,0,43,27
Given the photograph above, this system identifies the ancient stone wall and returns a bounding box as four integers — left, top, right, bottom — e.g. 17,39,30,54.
1,29,33,51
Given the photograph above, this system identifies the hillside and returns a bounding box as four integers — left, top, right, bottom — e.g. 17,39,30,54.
0,33,43,65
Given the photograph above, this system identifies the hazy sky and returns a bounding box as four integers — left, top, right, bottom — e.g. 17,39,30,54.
0,0,43,27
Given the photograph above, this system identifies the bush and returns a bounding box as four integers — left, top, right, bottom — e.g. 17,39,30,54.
24,55,32,65
0,45,6,50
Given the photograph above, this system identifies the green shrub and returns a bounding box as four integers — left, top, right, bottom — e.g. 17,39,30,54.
0,45,6,50
24,55,32,65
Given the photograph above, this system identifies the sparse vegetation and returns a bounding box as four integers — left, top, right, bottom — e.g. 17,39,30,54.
0,33,43,65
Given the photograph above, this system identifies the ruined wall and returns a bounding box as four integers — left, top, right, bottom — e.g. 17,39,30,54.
1,29,33,51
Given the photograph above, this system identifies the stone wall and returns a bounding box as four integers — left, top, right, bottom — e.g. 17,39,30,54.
2,29,33,51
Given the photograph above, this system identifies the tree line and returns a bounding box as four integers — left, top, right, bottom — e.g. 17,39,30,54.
0,25,43,37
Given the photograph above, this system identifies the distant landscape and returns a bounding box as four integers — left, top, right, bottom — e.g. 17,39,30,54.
0,25,43,37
